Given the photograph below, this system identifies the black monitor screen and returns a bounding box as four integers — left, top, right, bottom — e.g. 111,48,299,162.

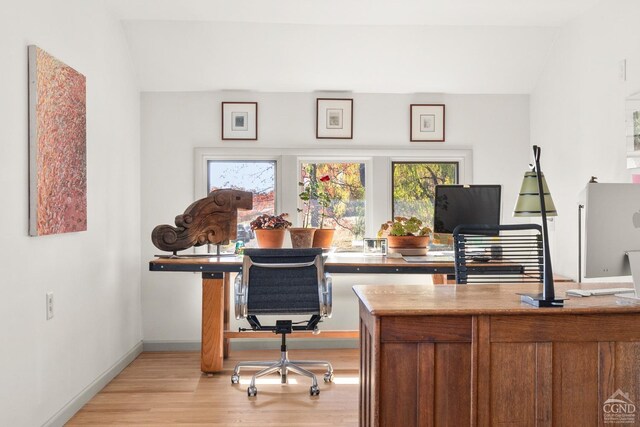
433,185,502,234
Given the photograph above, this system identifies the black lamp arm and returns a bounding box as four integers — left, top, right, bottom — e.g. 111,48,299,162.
532,145,555,300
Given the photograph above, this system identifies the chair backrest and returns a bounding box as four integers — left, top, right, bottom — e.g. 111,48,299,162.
453,224,543,285
239,248,327,316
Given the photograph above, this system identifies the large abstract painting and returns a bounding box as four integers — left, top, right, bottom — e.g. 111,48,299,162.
28,45,86,236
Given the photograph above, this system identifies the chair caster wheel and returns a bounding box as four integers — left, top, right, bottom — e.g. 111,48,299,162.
231,374,240,384
310,385,320,396
247,386,257,397
323,373,334,383
281,373,287,384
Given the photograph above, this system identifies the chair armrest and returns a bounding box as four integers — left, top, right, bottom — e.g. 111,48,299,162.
320,273,333,318
234,273,248,319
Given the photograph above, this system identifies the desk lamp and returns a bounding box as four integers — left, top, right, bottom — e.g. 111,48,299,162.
513,145,564,307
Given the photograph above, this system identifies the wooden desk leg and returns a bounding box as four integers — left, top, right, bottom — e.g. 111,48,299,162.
433,274,456,285
201,272,224,373
223,274,230,358
433,274,447,285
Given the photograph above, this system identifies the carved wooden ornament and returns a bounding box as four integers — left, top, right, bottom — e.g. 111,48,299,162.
151,189,253,253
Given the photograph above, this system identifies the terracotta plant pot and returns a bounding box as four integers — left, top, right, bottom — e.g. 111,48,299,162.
386,235,430,255
255,228,286,248
288,228,316,249
312,228,335,248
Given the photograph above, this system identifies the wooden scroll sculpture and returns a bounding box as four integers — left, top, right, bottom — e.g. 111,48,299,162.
152,189,253,253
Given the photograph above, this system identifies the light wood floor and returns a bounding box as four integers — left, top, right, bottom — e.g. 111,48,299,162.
67,349,359,426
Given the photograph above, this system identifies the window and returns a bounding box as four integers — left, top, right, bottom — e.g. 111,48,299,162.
196,148,470,251
299,161,366,250
392,161,458,229
207,160,276,248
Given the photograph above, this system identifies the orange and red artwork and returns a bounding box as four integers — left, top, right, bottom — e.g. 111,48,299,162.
28,46,86,236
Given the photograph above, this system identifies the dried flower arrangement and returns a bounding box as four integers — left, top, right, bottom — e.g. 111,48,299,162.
250,213,292,230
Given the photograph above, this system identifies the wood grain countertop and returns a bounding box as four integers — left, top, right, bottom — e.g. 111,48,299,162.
353,282,640,316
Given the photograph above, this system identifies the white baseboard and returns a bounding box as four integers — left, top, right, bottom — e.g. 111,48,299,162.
143,340,201,351
42,341,143,427
143,339,358,352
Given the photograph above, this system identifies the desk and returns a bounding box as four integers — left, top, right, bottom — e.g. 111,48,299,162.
149,254,573,373
354,282,640,426
150,254,458,372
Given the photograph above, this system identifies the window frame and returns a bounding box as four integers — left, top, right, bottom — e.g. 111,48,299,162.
194,147,472,244
194,151,283,215
297,156,373,243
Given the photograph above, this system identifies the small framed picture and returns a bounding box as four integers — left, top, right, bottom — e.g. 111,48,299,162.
222,102,257,140
363,238,388,256
410,104,445,142
316,98,353,139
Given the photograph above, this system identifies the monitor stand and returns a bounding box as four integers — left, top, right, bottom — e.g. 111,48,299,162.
614,251,640,300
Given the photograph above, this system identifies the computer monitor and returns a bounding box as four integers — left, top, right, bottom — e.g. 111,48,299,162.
583,183,640,284
433,185,502,235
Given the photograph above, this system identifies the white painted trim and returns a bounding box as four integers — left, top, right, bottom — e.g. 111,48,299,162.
42,341,143,427
390,150,472,184
194,145,473,158
143,340,201,351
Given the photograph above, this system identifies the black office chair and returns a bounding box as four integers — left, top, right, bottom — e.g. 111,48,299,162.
231,248,334,397
453,224,543,284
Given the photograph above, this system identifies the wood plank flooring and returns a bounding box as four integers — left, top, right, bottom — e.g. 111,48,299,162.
67,349,359,426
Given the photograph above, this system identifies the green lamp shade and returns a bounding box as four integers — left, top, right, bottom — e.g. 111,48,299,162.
513,171,558,217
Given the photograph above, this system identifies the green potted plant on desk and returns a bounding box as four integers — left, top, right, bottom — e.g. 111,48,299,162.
290,174,337,248
311,175,336,248
250,213,292,248
378,216,431,255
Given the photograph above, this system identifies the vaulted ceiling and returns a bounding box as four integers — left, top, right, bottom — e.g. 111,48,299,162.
106,0,601,93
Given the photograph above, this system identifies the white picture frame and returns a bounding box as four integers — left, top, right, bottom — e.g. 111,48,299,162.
222,102,257,140
410,104,445,142
316,98,353,139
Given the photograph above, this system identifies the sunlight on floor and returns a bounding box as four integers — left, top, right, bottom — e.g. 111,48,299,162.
239,376,359,385
332,376,359,385
240,378,299,385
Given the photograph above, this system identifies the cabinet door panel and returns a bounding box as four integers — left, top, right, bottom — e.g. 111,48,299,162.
434,343,471,426
380,343,419,427
380,342,472,427
553,342,599,425
490,343,537,426
613,342,640,402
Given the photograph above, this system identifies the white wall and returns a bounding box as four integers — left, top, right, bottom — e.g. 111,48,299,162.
531,0,640,280
123,21,557,94
0,1,141,426
141,91,530,343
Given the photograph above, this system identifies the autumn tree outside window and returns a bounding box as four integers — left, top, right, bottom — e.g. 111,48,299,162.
392,161,458,230
300,162,366,249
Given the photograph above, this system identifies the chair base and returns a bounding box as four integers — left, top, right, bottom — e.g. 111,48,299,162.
231,350,334,397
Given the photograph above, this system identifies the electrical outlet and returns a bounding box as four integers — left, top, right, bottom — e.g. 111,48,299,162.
46,292,54,320
619,59,627,82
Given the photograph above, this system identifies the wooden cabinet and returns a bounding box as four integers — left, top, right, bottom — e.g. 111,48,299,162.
355,284,640,426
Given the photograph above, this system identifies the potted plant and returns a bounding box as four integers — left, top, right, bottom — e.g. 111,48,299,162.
289,180,318,248
312,175,336,248
250,213,292,248
378,216,431,253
